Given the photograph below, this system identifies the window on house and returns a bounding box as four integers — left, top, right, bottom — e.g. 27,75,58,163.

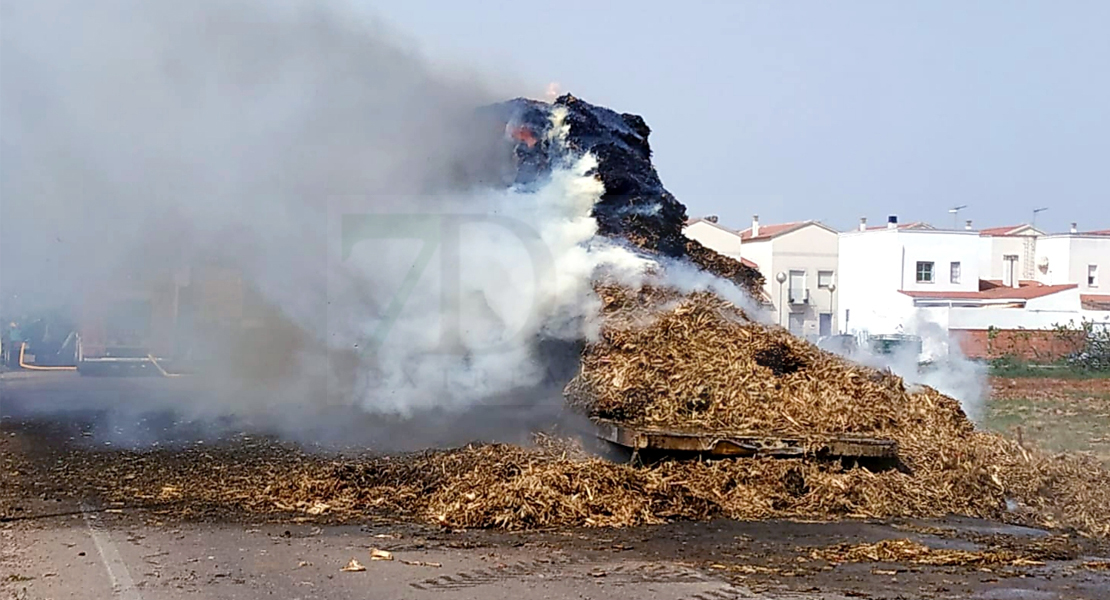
916,261,934,283
817,270,834,289
1090,265,1099,287
950,261,961,284
788,270,806,302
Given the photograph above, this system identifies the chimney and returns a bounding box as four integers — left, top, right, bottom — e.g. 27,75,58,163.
1003,255,1020,288
705,215,718,223
887,215,898,230
858,217,867,232
1070,222,1078,234
965,219,973,231
751,214,760,237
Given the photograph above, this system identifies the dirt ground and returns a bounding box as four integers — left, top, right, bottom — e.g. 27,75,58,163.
985,377,1110,465
3,371,1110,600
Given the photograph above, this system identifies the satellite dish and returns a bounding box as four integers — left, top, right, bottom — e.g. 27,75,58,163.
1037,256,1049,272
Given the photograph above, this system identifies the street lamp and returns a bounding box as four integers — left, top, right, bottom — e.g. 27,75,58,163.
775,272,787,328
827,282,837,334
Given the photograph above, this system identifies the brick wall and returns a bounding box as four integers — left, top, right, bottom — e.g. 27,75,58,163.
954,328,1086,362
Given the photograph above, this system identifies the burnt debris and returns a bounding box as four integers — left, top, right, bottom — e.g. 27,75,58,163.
485,94,764,297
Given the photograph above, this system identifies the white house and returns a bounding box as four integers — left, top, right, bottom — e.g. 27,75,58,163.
839,216,1110,359
682,216,765,300
684,215,840,337
1033,225,1110,292
838,216,980,337
977,224,1044,286
684,216,743,259
735,216,840,338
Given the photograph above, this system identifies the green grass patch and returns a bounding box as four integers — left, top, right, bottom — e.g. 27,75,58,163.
987,357,1110,380
983,395,1110,465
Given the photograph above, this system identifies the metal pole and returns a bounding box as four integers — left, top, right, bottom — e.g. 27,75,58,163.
779,283,785,328
775,272,788,329
1032,207,1048,228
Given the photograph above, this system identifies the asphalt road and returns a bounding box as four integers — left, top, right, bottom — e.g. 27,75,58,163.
3,370,1109,600
4,511,772,600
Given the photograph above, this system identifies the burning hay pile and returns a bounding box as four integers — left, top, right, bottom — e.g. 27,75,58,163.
566,286,919,433
10,95,1109,540
492,94,764,297
556,285,1110,536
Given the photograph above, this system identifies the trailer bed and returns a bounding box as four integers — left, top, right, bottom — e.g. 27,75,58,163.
590,419,898,460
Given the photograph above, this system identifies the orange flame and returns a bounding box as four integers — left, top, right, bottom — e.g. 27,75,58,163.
545,82,561,101
509,125,537,148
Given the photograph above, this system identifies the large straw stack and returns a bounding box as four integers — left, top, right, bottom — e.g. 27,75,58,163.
224,285,1110,536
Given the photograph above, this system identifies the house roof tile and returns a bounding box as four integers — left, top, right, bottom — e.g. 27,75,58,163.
738,220,841,241
979,224,1041,237
1081,294,1110,311
900,283,1076,301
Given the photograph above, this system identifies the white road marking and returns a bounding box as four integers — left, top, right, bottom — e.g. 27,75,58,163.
80,503,142,600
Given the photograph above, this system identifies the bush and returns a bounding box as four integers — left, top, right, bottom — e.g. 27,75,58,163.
1065,321,1110,372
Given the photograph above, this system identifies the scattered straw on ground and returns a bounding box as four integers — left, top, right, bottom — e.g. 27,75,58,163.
5,285,1110,539
808,537,1077,567
8,424,1109,538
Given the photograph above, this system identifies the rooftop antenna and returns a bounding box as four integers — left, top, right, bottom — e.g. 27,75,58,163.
1032,207,1048,228
948,205,968,229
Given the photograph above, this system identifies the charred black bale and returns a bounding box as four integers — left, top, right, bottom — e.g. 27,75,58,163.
555,95,690,258
487,94,763,297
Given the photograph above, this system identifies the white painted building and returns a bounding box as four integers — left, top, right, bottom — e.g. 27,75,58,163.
838,217,980,337
839,217,1110,359
904,284,1082,330
683,217,743,259
683,215,840,338
736,217,840,338
687,212,1108,358
977,224,1043,286
1033,226,1110,292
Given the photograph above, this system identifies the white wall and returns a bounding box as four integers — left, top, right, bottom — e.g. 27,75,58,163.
837,229,911,335
838,229,981,336
742,239,773,286
904,288,1100,332
1069,237,1110,293
979,234,1037,283
1082,309,1110,326
1025,288,1081,312
1034,236,1071,285
750,225,838,337
1034,235,1110,290
683,221,742,259
933,289,1081,330
947,308,1080,330
897,230,981,293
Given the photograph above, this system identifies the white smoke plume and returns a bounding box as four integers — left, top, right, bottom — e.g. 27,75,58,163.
822,322,988,423
0,0,667,445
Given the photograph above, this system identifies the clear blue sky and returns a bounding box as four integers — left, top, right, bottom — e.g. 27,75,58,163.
367,0,1108,234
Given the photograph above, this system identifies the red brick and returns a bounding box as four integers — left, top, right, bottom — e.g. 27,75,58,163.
953,328,1086,362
